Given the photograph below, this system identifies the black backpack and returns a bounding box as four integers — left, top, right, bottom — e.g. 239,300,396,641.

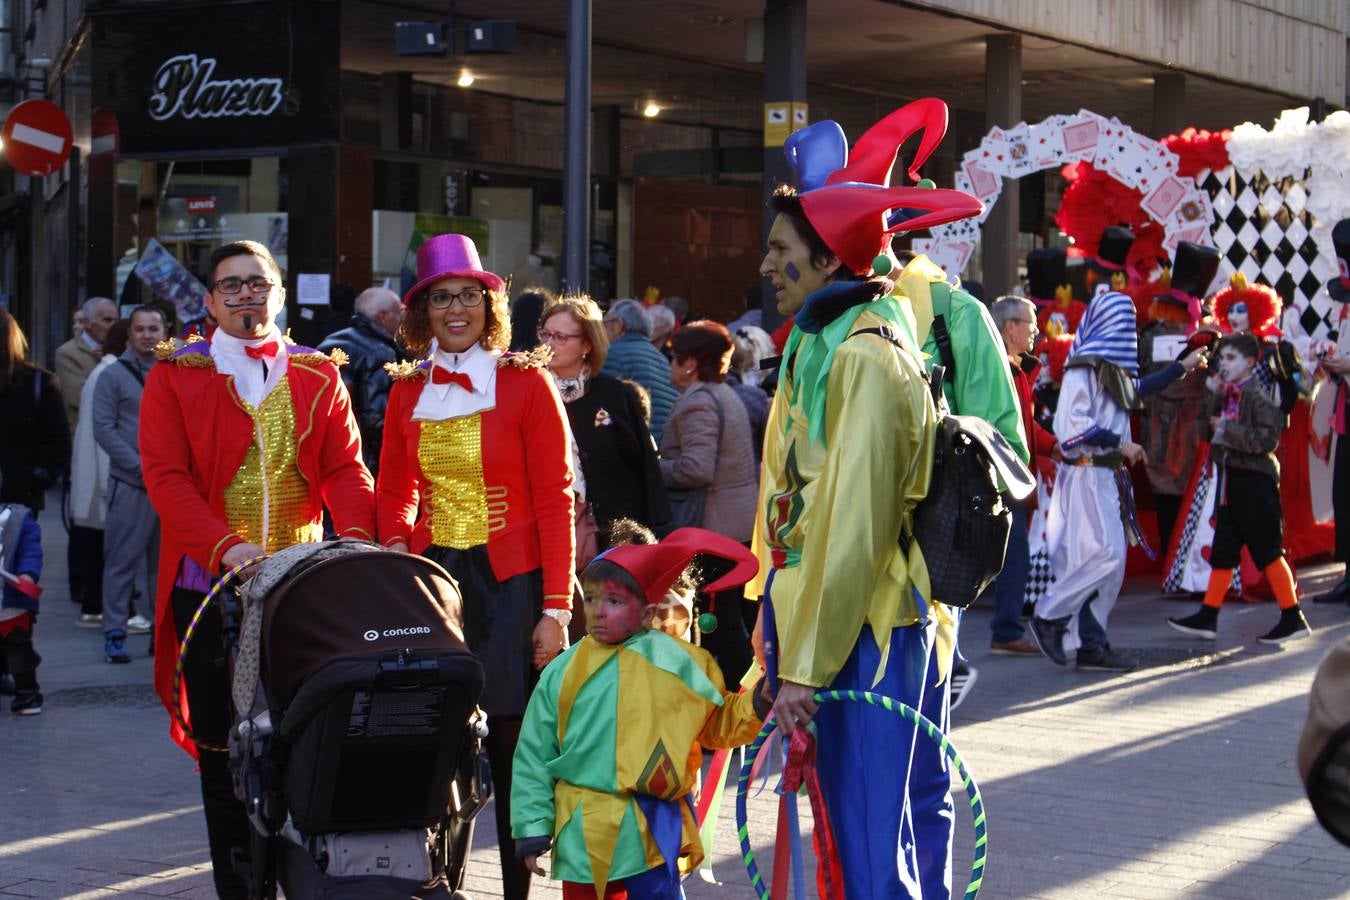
851,325,1036,608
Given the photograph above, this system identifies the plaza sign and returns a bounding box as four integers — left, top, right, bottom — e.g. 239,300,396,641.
149,55,285,121
91,1,339,155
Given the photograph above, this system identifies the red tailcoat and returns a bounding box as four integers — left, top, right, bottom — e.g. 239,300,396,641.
376,357,574,608
140,339,375,756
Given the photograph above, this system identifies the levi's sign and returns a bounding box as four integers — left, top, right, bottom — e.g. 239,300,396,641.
149,54,284,121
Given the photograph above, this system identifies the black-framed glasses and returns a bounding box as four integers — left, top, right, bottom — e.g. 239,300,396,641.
538,329,584,344
428,287,485,309
211,275,275,295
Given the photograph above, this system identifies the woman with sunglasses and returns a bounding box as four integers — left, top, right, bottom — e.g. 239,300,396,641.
376,233,573,898
538,295,670,565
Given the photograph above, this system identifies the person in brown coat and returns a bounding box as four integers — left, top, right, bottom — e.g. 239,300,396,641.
54,297,118,433
659,319,759,683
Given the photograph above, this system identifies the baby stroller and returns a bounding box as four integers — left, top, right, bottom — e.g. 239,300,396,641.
216,540,489,899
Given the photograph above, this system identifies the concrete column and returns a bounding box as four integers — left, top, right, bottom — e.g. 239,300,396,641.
759,0,807,334
1152,73,1186,137
982,33,1021,298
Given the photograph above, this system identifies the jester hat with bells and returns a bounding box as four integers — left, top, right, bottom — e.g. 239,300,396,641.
589,527,760,607
783,98,983,276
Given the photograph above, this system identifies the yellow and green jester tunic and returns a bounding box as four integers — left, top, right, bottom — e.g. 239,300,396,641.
511,628,763,894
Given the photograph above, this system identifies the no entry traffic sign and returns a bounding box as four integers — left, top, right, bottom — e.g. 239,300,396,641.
2,99,74,176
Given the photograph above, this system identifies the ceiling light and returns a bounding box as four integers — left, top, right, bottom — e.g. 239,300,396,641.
457,70,475,88
643,102,661,118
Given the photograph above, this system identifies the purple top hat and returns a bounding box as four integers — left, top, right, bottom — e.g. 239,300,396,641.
402,233,506,306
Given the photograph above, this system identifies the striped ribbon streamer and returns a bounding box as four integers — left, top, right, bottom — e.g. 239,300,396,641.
735,689,988,900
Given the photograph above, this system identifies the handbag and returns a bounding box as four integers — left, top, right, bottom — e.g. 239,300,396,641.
665,387,725,529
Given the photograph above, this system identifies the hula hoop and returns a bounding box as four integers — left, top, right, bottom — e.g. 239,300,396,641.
734,689,987,900
171,556,265,753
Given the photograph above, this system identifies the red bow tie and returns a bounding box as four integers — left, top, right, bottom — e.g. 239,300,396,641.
432,367,474,391
244,341,280,360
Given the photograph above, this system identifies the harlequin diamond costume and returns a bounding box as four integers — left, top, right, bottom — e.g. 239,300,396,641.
376,233,575,897
1137,241,1221,557
750,99,982,898
140,318,375,896
511,528,767,899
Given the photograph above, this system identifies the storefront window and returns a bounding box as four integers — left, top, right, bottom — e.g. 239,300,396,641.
114,157,288,320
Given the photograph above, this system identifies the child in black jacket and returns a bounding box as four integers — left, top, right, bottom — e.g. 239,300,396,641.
1167,333,1311,645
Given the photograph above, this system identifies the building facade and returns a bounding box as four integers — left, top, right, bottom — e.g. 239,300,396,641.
1,0,1345,359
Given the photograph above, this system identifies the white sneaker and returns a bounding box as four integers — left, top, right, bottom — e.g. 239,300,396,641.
125,614,153,635
77,613,103,628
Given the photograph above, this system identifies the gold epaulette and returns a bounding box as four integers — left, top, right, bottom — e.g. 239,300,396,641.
386,359,431,381
154,335,215,368
499,345,553,370
289,347,347,367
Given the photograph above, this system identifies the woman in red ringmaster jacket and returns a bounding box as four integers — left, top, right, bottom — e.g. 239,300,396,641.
377,233,573,898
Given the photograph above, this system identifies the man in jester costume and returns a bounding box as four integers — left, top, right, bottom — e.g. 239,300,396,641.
749,98,983,898
510,527,770,898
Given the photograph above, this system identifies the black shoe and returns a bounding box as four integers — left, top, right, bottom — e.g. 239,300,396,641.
1257,606,1312,645
1029,615,1069,666
1312,579,1350,605
1167,608,1219,640
11,691,42,715
950,662,978,712
1076,644,1139,672
0,673,14,696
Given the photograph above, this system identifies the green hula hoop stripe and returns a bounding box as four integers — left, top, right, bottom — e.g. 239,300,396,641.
734,689,986,900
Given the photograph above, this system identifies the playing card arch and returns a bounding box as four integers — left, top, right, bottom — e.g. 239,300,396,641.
914,109,1213,278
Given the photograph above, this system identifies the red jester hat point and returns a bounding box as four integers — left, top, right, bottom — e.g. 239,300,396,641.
801,185,984,275
825,96,949,188
597,527,760,606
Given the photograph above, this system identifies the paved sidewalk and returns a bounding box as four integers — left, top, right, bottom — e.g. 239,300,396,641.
4,496,1349,898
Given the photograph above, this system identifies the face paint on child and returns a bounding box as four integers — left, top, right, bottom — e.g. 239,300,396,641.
582,578,653,645
1217,346,1257,384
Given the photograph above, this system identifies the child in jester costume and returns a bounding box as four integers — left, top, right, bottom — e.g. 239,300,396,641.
510,527,771,898
750,98,983,898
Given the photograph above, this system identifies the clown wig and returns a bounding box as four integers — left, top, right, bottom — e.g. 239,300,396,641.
1211,272,1281,336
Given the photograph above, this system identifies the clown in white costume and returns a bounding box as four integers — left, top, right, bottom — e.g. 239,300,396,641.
1031,291,1208,671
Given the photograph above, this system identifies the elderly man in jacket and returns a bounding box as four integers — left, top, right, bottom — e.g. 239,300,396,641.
318,287,405,477
601,298,679,441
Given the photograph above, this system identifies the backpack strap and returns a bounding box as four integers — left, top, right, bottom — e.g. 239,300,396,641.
928,281,957,385
848,325,946,410
117,359,147,388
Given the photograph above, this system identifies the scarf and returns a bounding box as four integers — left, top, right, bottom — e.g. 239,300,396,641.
780,279,903,446
1068,291,1139,374
552,368,588,403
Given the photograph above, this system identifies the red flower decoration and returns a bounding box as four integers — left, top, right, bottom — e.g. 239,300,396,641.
1054,162,1168,274
1162,128,1232,178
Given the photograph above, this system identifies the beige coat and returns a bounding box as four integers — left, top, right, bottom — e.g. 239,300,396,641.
659,380,759,542
54,336,103,433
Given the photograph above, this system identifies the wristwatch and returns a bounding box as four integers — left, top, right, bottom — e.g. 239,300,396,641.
542,608,573,629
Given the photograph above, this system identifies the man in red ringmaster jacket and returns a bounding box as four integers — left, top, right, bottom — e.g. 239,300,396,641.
988,296,1060,656
139,240,374,899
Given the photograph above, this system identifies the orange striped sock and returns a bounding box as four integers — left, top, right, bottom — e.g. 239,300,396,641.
1202,568,1232,609
1263,558,1299,611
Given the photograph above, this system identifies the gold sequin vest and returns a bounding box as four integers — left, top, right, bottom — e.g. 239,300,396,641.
223,379,322,553
417,415,507,549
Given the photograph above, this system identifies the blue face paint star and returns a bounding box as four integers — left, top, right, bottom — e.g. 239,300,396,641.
784,262,801,283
